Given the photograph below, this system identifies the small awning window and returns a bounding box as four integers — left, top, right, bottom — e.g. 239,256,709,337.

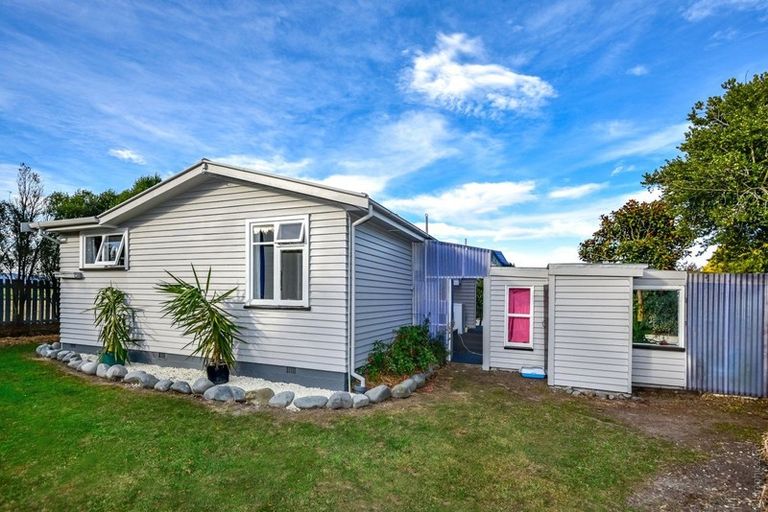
276,221,305,243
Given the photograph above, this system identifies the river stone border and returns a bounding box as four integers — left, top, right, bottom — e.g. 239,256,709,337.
33,343,440,411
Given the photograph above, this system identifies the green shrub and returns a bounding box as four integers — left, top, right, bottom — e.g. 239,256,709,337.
92,285,138,364
156,266,241,369
361,321,446,384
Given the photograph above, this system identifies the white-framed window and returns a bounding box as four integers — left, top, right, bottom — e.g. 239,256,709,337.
245,215,309,307
80,231,129,269
632,285,685,349
505,286,534,348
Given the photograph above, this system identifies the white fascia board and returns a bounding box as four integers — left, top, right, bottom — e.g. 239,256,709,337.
547,263,648,277
30,217,99,231
489,267,549,279
640,269,688,280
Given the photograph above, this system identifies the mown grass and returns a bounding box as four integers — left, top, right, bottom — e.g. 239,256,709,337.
0,343,694,511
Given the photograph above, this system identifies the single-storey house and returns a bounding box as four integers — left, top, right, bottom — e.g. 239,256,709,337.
33,159,500,391
483,264,688,394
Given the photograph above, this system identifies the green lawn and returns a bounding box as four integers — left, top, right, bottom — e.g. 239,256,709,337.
0,343,693,511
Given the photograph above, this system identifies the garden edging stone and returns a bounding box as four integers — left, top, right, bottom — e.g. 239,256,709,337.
268,391,294,408
191,377,215,395
170,380,192,394
365,385,391,403
293,395,328,409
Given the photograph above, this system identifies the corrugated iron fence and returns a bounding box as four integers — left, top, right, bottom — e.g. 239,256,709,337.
687,273,768,397
0,280,59,325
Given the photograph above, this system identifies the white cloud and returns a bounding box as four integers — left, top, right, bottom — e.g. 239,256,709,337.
600,123,688,162
315,174,389,195
626,64,649,76
108,148,146,165
610,164,637,176
330,111,460,194
393,187,663,256
548,182,607,199
215,154,312,176
385,180,536,220
404,32,556,116
683,0,768,21
593,120,636,140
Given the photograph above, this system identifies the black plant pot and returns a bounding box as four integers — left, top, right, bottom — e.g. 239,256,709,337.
206,364,230,384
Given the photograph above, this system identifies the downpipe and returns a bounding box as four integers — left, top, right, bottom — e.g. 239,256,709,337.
348,204,374,392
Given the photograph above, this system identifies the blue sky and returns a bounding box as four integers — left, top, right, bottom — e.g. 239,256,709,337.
1,0,767,265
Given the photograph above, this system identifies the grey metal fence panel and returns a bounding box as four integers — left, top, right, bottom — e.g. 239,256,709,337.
687,273,768,397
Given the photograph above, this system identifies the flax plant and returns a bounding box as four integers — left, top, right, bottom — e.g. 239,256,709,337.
92,286,137,363
156,266,241,369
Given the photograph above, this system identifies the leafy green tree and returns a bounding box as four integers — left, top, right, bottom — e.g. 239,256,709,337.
578,199,694,270
644,73,768,272
48,174,161,219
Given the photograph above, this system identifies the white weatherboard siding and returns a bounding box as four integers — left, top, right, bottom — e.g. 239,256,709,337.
632,349,686,388
486,270,547,371
452,278,477,330
353,221,413,367
59,175,349,374
551,275,633,393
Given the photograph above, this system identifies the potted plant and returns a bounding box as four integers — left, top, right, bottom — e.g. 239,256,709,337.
156,266,241,384
92,285,138,365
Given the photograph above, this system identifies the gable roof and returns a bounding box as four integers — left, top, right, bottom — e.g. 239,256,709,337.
31,159,432,241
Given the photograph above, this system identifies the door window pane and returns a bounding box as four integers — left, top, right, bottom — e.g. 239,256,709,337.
252,244,274,299
280,250,303,301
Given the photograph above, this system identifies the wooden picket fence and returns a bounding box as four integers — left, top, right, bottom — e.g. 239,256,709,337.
0,280,59,325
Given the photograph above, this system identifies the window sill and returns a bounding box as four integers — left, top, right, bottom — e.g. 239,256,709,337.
504,345,534,351
79,267,128,271
632,344,685,352
243,304,311,311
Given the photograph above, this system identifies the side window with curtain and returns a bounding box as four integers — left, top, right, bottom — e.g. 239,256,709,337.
247,216,308,307
506,287,533,348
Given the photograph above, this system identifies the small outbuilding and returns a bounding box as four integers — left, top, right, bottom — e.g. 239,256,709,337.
483,263,687,394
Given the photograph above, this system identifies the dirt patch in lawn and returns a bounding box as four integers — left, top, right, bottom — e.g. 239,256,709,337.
0,334,59,347
585,388,768,510
439,364,768,511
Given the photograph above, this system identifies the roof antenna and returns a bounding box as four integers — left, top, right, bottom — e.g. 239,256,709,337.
425,213,429,234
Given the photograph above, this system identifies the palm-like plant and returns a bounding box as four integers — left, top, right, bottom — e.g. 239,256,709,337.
93,286,137,364
156,266,241,370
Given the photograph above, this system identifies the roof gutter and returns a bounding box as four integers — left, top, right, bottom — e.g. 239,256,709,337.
348,203,375,392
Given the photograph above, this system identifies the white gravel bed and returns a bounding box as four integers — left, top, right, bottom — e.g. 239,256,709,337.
77,354,334,411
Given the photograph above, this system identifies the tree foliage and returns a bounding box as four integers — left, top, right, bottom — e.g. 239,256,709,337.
578,199,693,270
48,174,161,219
643,73,768,272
